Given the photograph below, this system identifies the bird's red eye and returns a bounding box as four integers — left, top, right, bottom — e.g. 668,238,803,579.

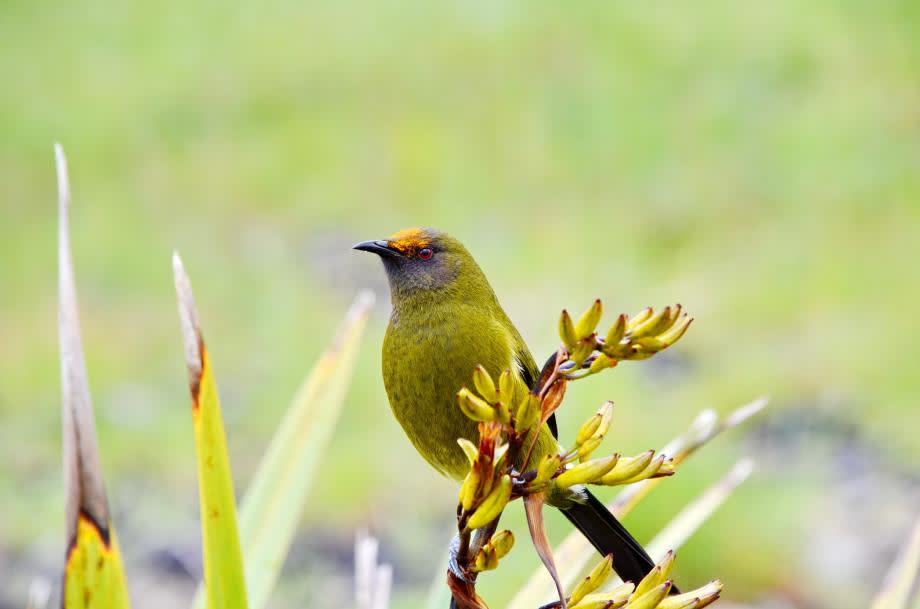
418,247,433,260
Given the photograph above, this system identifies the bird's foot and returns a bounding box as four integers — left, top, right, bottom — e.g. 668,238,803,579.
447,534,475,584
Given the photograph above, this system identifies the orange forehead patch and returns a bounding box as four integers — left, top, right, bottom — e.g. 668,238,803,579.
387,228,431,256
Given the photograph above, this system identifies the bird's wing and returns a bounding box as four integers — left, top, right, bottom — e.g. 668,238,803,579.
512,336,558,439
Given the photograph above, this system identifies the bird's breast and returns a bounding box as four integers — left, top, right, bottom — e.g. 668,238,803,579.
382,304,515,480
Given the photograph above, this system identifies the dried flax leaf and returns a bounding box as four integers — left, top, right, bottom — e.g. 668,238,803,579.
356,530,394,609
56,143,131,609
611,397,766,518
870,514,920,609
644,459,754,560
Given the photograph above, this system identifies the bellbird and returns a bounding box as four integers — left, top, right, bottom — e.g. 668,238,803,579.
355,227,668,588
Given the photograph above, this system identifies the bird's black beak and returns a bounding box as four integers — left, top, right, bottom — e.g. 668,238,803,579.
353,239,401,258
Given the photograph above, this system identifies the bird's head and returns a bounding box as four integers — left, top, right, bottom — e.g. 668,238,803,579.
354,227,491,302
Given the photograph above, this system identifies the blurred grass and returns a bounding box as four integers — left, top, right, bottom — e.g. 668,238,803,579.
1,1,918,608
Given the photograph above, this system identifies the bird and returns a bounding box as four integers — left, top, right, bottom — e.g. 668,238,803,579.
354,226,669,590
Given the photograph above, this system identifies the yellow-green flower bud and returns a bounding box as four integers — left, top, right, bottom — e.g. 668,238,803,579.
570,554,613,606
498,368,515,403
570,339,595,366
633,565,664,599
588,353,615,374
473,547,498,572
515,393,542,433
570,595,612,609
657,598,700,609
496,401,512,424
630,306,672,339
535,454,562,484
571,592,631,609
459,468,482,512
608,583,637,599
635,337,666,353
627,344,656,360
658,314,693,347
605,313,627,347
627,581,672,609
657,581,722,609
472,365,498,403
467,474,512,529
627,307,653,330
490,529,515,559
577,401,614,445
599,450,654,485
556,454,620,488
666,304,682,326
559,309,578,350
575,299,603,340
457,438,478,466
493,443,510,474
595,401,614,439
619,454,672,485
457,387,495,422
576,435,605,461
654,551,675,587
471,529,515,572
576,414,602,447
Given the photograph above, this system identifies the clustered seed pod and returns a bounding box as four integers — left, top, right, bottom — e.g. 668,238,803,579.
557,301,694,379
447,299,717,609
574,401,614,455
559,299,606,366
555,454,621,489
603,305,693,362
655,581,723,609
569,554,615,606
456,420,511,525
533,454,563,487
515,393,542,433
567,552,722,609
472,529,515,572
457,387,495,422
598,450,674,486
458,368,544,433
466,474,512,529
472,365,498,403
555,448,674,490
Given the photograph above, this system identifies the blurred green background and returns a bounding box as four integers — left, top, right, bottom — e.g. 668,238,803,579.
2,1,919,608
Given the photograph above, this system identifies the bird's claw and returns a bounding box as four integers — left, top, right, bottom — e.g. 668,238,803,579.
447,534,475,584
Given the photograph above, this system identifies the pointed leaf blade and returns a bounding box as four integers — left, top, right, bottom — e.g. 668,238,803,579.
645,459,753,560
870,513,920,609
56,143,131,609
174,253,248,609
231,291,373,609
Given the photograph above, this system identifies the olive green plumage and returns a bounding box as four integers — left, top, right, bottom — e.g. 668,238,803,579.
374,229,556,479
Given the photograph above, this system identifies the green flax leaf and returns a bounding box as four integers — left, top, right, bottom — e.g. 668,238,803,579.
222,290,372,609
174,254,248,609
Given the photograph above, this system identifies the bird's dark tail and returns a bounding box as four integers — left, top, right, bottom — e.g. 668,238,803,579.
561,489,680,593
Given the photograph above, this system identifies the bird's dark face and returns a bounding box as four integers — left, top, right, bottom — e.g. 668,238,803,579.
354,227,479,299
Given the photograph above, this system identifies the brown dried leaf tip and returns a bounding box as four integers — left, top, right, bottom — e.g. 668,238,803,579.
56,142,112,544
172,252,205,405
